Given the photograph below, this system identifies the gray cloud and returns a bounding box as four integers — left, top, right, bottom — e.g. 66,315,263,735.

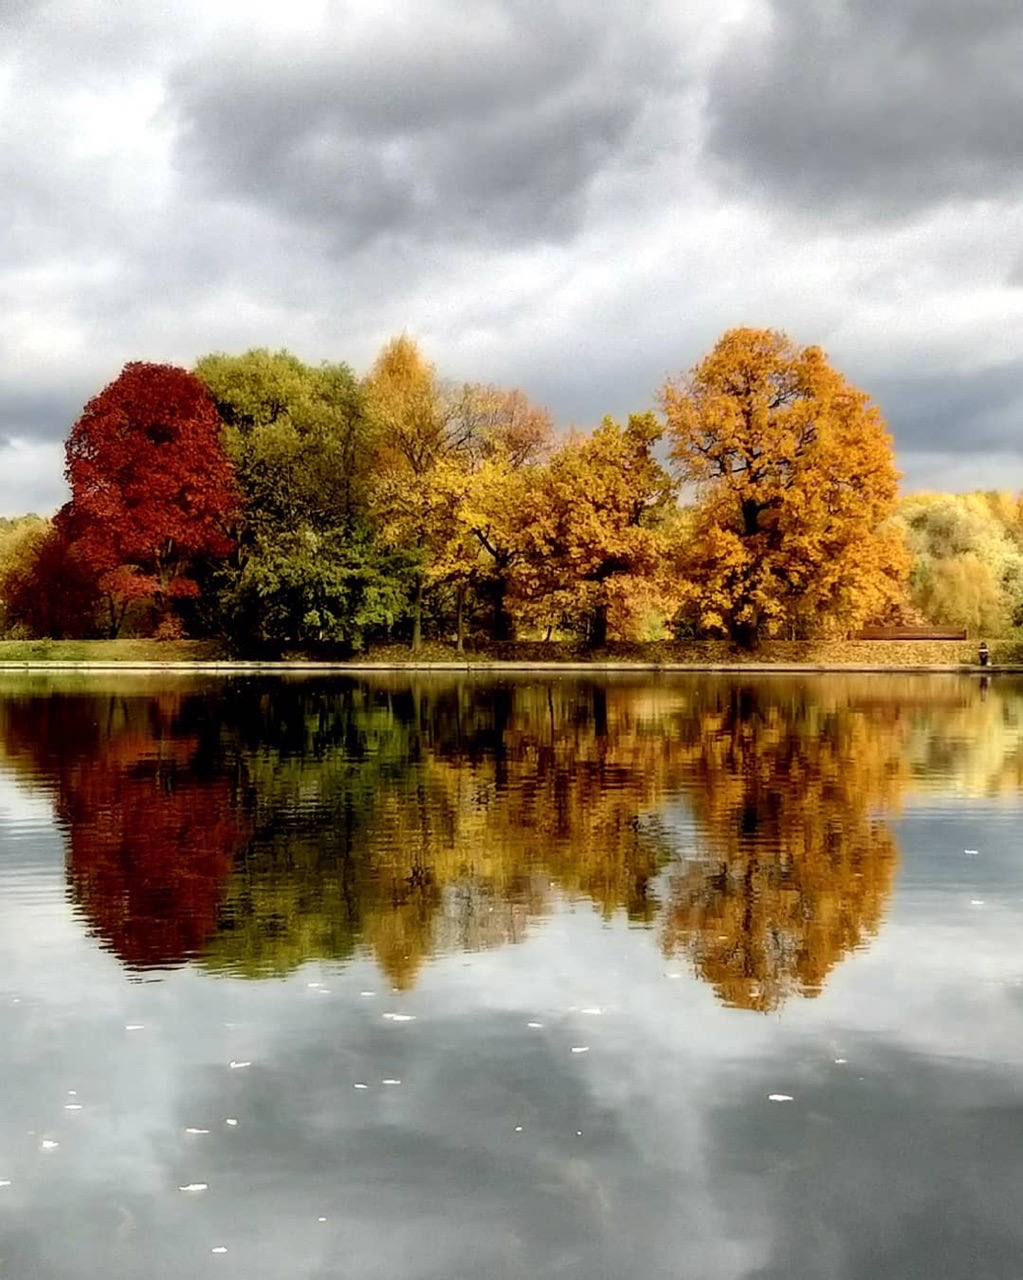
171,1,685,251
868,360,1023,456
0,389,89,445
706,0,1023,221
0,0,1021,511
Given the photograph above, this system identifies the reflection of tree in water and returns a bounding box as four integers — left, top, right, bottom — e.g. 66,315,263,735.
660,683,906,1012
201,679,674,987
0,673,978,1004
0,690,249,968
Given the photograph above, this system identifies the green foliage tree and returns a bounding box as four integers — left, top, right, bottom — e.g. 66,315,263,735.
195,349,404,652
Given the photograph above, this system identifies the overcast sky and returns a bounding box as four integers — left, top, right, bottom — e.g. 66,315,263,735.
2,0,1022,515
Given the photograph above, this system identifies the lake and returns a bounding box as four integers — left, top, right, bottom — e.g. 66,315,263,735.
1,671,1022,1279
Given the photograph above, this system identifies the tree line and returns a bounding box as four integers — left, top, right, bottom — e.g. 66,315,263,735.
0,327,1019,651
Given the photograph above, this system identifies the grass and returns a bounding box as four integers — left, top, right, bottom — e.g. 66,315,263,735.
0,638,227,662
0,636,1019,666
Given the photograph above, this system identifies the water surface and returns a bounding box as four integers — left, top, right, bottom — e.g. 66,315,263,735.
1,672,1022,1279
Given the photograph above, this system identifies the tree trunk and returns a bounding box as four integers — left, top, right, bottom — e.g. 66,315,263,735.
411,575,423,654
491,576,514,643
592,685,608,739
732,616,760,651
455,582,465,654
588,603,609,650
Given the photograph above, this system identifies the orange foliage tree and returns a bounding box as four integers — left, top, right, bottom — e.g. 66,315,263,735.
661,329,908,647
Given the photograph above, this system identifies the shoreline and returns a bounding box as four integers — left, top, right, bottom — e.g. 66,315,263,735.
0,660,1017,674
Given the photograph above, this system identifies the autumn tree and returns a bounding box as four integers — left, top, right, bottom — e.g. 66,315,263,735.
64,362,239,636
432,383,553,648
661,329,908,647
895,492,1023,635
0,517,102,638
196,349,406,653
430,398,553,646
518,413,677,646
364,336,472,652
367,337,559,649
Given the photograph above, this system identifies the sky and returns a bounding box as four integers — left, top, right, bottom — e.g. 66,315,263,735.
2,0,1022,516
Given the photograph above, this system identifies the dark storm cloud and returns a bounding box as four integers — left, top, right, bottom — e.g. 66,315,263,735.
869,360,1023,456
171,1,685,250
706,0,1023,221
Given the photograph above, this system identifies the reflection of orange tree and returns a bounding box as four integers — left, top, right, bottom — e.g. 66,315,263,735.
0,691,249,968
659,682,907,1011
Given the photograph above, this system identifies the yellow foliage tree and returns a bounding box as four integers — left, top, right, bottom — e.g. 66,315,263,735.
364,335,474,651
518,413,679,645
896,491,1023,635
661,328,908,646
433,386,553,645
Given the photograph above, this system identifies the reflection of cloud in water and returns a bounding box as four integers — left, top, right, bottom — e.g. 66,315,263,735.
706,1043,1023,1280
167,1006,755,1280
2,852,1023,1280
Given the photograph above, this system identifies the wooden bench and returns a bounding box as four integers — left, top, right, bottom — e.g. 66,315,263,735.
851,628,968,641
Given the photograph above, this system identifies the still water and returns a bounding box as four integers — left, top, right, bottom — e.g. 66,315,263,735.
1,672,1022,1279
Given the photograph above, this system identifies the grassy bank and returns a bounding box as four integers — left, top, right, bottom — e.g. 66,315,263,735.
0,637,1018,667
344,638,1021,667
0,639,227,662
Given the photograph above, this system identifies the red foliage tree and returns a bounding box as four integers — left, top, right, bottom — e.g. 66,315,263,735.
64,362,239,634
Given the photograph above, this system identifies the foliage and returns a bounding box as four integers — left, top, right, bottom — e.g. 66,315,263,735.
10,329,1021,649
365,337,554,647
219,526,412,652
63,363,239,634
895,491,1023,635
363,336,471,650
0,517,104,638
517,413,678,644
661,328,908,646
195,349,397,652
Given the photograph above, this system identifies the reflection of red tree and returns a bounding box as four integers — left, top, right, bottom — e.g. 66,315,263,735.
64,733,247,968
1,693,248,969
